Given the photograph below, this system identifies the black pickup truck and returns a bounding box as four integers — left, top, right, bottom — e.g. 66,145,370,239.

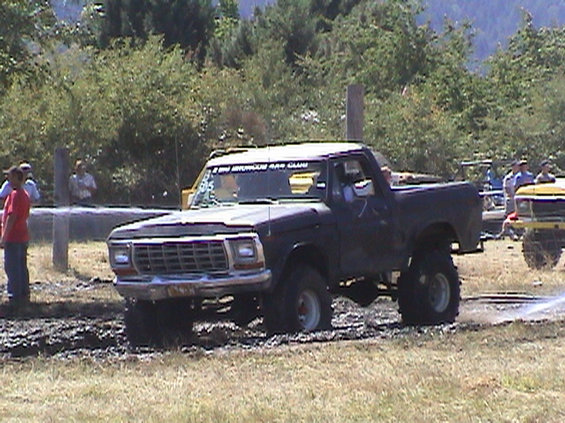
107,142,482,345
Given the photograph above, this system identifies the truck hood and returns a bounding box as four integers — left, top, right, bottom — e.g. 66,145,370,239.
515,178,565,197
108,203,330,240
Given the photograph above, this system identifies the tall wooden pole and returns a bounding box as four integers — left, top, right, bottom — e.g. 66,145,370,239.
53,147,70,270
346,84,364,141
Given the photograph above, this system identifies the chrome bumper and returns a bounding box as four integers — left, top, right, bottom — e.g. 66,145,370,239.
510,219,565,230
114,269,272,301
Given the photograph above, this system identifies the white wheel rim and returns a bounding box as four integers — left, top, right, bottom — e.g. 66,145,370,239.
428,273,451,313
297,289,321,331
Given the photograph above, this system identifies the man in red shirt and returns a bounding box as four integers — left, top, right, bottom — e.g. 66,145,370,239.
1,166,31,309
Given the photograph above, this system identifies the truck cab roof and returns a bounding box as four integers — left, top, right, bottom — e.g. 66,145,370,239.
206,142,367,167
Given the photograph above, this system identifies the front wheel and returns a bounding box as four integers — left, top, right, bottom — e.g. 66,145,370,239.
124,299,194,347
263,265,332,334
398,250,460,325
522,229,561,269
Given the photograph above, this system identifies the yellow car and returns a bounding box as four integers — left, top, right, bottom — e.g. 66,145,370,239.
511,178,565,268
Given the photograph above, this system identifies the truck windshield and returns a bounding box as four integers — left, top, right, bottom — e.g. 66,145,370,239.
192,160,327,207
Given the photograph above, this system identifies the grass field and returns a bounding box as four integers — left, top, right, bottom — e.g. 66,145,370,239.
0,240,564,422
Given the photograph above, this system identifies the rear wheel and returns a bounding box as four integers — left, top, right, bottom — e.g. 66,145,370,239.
522,229,561,269
124,299,194,347
263,265,332,334
398,250,460,325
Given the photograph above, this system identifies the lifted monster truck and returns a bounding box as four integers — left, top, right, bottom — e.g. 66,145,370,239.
511,179,565,269
107,142,483,345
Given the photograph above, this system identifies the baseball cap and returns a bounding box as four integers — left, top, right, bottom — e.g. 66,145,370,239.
19,162,32,171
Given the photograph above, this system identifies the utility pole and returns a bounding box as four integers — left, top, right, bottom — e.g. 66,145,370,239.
346,84,364,141
53,147,70,271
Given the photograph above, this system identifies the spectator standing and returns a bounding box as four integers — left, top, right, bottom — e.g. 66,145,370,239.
502,161,520,216
1,166,31,310
69,160,97,205
0,161,40,204
513,160,534,191
0,174,10,201
535,160,556,184
381,166,392,186
497,160,520,240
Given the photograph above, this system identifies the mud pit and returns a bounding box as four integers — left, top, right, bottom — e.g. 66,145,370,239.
2,280,564,360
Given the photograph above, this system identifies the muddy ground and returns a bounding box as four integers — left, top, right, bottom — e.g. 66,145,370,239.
1,278,564,360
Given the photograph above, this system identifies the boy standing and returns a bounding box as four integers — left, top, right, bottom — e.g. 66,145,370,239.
1,166,31,308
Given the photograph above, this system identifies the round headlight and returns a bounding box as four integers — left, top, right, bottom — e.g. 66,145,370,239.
229,236,264,270
111,247,130,266
237,243,255,258
232,240,256,259
515,199,531,216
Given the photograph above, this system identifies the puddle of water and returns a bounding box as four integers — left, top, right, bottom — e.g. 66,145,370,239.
517,293,565,318
460,292,565,325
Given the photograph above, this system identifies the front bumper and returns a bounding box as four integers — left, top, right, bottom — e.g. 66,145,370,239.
510,219,565,230
114,269,272,301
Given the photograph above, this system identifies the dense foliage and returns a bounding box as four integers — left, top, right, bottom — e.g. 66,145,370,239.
0,0,563,205
0,0,55,92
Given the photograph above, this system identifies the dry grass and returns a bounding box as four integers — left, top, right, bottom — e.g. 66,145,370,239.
0,239,564,422
0,242,120,305
1,322,564,422
455,239,565,297
27,241,114,285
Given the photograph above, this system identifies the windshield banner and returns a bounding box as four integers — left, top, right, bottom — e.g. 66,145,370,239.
212,162,310,174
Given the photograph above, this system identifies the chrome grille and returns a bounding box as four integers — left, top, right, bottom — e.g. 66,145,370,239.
532,200,565,220
133,241,228,274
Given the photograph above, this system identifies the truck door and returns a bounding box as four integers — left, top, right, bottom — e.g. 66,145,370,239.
330,155,394,277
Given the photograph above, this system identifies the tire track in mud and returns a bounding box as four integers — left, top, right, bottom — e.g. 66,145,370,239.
1,296,564,360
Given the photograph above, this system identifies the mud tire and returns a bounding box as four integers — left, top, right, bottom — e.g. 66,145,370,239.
398,250,460,325
263,265,332,335
522,230,561,269
124,299,194,347
231,294,260,327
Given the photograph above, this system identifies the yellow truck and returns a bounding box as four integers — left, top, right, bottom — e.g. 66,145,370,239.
511,178,565,268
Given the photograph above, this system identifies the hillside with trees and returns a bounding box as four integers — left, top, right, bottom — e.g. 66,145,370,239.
1,0,564,205
50,0,565,63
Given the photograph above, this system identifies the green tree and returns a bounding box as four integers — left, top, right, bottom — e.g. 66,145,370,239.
0,0,53,92
100,0,215,63
479,14,565,164
0,37,210,204
207,19,255,68
150,0,215,63
214,0,240,41
310,0,360,31
302,0,433,98
487,12,565,108
100,0,149,44
365,91,468,177
258,0,318,67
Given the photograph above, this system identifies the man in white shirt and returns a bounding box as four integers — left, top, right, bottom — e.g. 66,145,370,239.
502,160,519,216
69,160,97,205
0,162,40,204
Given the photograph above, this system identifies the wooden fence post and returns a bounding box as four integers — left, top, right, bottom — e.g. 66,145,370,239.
52,147,70,271
346,84,364,141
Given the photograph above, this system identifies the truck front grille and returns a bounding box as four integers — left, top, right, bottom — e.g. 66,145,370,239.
133,241,229,274
532,200,565,220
